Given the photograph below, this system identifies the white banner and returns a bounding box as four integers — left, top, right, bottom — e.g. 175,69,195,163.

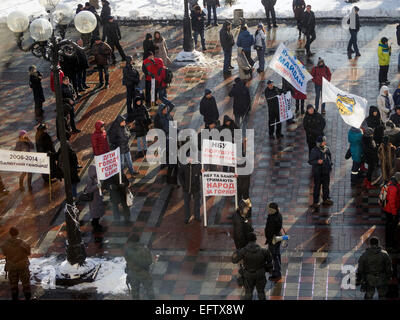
201,140,237,167
94,147,121,181
0,149,50,174
322,78,368,128
278,92,293,123
269,43,312,94
202,171,237,197
151,78,156,103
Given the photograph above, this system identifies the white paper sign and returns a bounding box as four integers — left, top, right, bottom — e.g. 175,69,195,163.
278,92,293,123
0,149,50,174
94,147,121,180
202,171,237,197
201,139,237,167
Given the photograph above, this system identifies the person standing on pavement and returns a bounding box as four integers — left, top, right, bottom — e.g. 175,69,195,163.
124,233,155,299
303,104,326,154
153,31,172,65
293,0,305,40
191,5,207,52
393,84,400,109
265,80,283,139
264,202,283,282
84,2,101,46
311,58,332,114
301,5,316,57
108,115,137,178
232,199,254,250
219,21,235,76
361,127,379,190
85,165,105,232
377,85,395,122
309,135,334,209
347,6,361,59
142,52,162,109
130,96,152,159
91,36,112,88
390,105,400,128
348,126,363,186
356,237,393,300
178,156,201,224
104,172,131,223
122,56,140,114
293,87,307,117
155,60,175,110
200,89,219,126
61,76,81,134
237,24,255,67
203,0,219,27
143,33,157,60
100,0,111,39
254,23,266,73
378,136,397,183
231,232,273,300
237,47,252,81
76,39,90,92
91,120,110,156
28,65,45,121
60,53,80,96
56,142,80,199
261,0,278,30
1,227,31,300
397,23,400,72
364,106,384,145
103,16,126,64
378,37,392,86
384,120,400,148
15,130,34,192
229,77,251,137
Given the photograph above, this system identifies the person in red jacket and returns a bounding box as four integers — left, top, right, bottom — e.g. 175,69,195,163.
142,51,162,109
91,120,110,156
383,172,400,252
50,65,64,93
156,59,175,110
311,57,331,115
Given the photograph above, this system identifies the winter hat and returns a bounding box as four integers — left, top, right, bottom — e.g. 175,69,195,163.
234,77,241,83
146,50,154,57
306,104,314,110
381,37,388,44
267,80,274,85
267,202,279,214
354,6,359,11
108,16,114,20
318,57,324,65
19,130,27,137
9,227,19,237
316,135,326,143
258,23,264,28
386,120,395,129
126,55,133,63
364,127,374,137
204,89,212,95
247,232,257,242
369,236,379,246
396,105,400,110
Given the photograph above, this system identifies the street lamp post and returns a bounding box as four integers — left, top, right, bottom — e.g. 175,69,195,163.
7,2,99,283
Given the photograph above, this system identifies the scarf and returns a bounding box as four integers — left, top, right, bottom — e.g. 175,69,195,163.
384,95,391,110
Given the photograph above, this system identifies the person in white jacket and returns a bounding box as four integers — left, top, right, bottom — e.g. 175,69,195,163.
377,85,395,122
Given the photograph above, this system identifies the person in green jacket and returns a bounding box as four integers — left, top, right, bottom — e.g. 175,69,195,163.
378,37,391,86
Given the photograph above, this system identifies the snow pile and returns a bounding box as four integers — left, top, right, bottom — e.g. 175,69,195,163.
0,256,128,295
0,0,399,23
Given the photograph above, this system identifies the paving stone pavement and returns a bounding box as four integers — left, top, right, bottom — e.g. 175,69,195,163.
0,21,400,300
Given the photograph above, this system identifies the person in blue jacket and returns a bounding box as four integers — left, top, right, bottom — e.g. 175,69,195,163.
237,24,255,67
348,126,363,186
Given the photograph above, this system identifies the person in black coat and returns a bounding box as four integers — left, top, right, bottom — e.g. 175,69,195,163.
303,104,325,154
191,5,207,51
61,76,81,134
232,199,254,250
200,89,219,126
143,33,157,60
203,0,219,27
60,53,80,94
261,0,277,29
229,77,251,135
309,136,333,209
390,106,400,127
103,172,131,223
219,21,235,74
84,2,101,46
397,22,400,71
100,0,111,38
265,80,283,139
28,65,45,120
301,5,316,56
122,56,140,113
129,96,151,159
102,16,126,63
178,157,201,224
364,105,384,145
293,0,306,39
76,39,90,92
56,142,81,198
264,202,283,281
361,127,379,189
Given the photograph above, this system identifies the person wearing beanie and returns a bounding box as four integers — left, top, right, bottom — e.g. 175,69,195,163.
301,4,316,56
102,15,126,64
191,5,207,52
200,89,219,126
254,23,266,73
100,0,111,35
347,6,361,59
232,232,273,300
90,37,112,88
15,131,34,191
311,57,331,114
361,127,379,189
219,20,235,75
378,37,391,85
364,106,384,145
237,24,255,67
232,199,254,250
378,135,397,183
303,104,326,153
384,120,400,147
356,236,392,300
264,202,283,282
122,55,140,114
229,77,251,137
348,126,363,186
142,51,163,109
381,173,400,252
130,96,152,159
84,1,101,46
265,80,284,139
0,227,32,300
292,0,306,40
28,65,45,121
261,0,278,29
377,85,395,122
309,135,333,209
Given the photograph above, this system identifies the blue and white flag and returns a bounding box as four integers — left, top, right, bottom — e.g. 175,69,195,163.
322,78,367,128
269,43,312,94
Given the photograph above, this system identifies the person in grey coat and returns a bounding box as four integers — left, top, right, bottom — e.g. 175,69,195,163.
85,165,105,232
219,21,235,75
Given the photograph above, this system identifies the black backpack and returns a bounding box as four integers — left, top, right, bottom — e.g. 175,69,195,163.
165,68,173,86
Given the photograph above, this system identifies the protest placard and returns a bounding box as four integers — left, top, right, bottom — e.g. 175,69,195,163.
202,171,237,197
94,147,121,181
0,149,50,174
201,139,237,167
